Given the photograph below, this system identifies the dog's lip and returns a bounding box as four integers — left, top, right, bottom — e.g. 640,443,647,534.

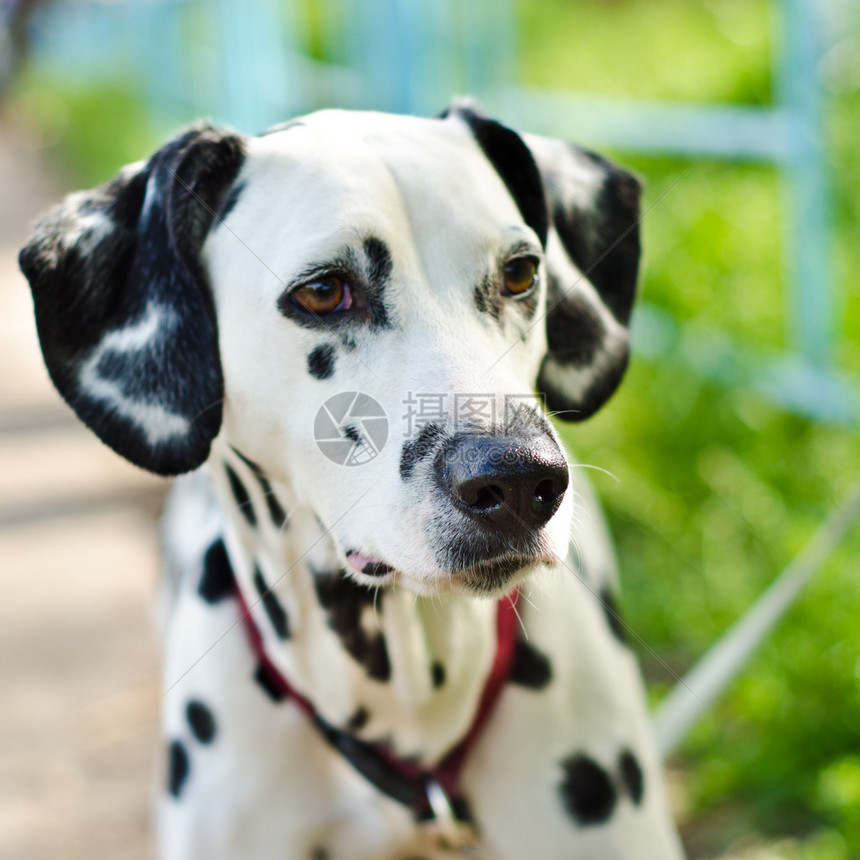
446,551,546,596
345,547,555,588
449,540,557,574
345,549,395,578
454,552,541,577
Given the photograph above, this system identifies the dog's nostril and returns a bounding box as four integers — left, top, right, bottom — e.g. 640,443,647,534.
471,485,505,512
533,479,558,506
455,480,505,511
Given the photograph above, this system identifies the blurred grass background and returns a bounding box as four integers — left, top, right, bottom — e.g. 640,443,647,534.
4,0,859,857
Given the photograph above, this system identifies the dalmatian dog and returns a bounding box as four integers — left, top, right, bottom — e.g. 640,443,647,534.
20,103,685,859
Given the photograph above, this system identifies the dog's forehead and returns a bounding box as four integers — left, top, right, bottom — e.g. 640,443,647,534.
256,109,481,175
240,110,526,241
207,110,539,297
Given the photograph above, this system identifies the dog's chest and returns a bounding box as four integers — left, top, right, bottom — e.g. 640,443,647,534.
179,459,502,766
157,468,680,860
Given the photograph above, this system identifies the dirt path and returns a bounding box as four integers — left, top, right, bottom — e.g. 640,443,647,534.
0,118,160,860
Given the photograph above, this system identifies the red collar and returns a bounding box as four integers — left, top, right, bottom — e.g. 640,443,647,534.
235,574,519,831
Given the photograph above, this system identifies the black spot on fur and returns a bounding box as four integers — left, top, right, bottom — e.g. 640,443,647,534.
363,236,393,329
537,266,631,423
600,588,628,645
619,749,644,805
457,108,548,247
543,277,608,369
540,347,629,423
259,479,288,529
509,637,552,689
347,705,370,731
474,284,489,315
253,566,290,639
231,448,289,529
364,236,392,284
534,143,640,423
215,179,245,224
431,661,446,688
198,539,235,604
559,753,617,826
400,422,444,481
314,570,391,682
225,463,256,526
307,344,336,380
186,700,217,744
254,662,286,702
552,147,641,326
167,740,190,798
474,275,502,321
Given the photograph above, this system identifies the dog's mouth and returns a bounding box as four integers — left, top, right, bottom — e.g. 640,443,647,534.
447,552,545,596
346,547,551,596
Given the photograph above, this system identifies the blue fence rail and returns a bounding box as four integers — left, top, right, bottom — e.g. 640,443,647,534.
23,0,859,423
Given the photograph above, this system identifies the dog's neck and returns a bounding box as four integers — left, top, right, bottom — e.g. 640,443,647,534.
209,447,501,766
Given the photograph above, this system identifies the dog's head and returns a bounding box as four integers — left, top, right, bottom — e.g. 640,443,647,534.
20,104,640,597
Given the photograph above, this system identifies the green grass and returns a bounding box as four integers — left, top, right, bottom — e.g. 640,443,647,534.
517,0,773,105
12,1,860,856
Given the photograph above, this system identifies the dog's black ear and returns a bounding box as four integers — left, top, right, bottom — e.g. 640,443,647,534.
448,101,641,421
19,125,246,475
523,132,642,420
447,101,549,249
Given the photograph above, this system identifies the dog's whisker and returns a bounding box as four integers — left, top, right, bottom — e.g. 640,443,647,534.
544,408,584,420
371,581,384,631
517,589,538,613
566,461,621,483
508,593,527,640
567,533,586,576
189,395,227,426
570,503,603,542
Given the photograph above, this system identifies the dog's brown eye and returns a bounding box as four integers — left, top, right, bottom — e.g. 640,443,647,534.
502,257,539,296
292,276,351,315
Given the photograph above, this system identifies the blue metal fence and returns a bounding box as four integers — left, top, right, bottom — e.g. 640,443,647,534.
23,0,859,423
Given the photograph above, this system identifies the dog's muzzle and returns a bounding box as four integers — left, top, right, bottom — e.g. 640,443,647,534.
436,434,569,537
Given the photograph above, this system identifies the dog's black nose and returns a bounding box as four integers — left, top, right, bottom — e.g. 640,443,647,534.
436,435,569,534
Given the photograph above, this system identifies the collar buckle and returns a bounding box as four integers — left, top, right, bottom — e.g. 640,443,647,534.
420,778,481,854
